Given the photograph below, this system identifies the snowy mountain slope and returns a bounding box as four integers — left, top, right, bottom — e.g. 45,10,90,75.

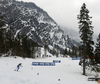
0,0,79,53
0,56,98,84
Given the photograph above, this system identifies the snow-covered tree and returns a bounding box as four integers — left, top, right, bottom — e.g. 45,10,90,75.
95,33,100,64
77,3,94,75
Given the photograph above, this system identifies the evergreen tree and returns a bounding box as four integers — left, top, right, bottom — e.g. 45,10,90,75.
79,45,83,57
77,3,94,75
0,15,5,54
72,46,77,57
95,33,100,64
12,37,20,56
5,27,14,55
21,36,28,58
44,44,48,57
0,16,5,27
64,48,67,57
31,41,38,58
27,39,33,58
68,49,71,56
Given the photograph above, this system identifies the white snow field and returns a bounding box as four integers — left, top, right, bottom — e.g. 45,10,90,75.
0,56,99,84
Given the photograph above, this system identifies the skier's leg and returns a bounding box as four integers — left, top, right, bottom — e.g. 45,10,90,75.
17,66,19,71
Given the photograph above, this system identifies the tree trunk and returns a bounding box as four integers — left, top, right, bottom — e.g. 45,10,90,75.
83,58,86,75
83,42,86,75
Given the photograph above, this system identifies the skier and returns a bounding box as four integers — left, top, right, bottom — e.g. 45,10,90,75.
14,63,22,71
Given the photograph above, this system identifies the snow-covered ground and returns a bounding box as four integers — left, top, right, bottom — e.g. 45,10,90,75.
0,56,99,84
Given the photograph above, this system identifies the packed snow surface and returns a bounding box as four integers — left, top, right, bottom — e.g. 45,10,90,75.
0,56,98,84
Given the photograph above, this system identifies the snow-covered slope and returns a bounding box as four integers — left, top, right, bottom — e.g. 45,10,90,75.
0,56,98,84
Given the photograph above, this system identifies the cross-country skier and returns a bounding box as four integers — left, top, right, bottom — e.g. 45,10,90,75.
14,63,22,71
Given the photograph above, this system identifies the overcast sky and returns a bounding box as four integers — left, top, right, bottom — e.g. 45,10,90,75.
18,0,100,35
